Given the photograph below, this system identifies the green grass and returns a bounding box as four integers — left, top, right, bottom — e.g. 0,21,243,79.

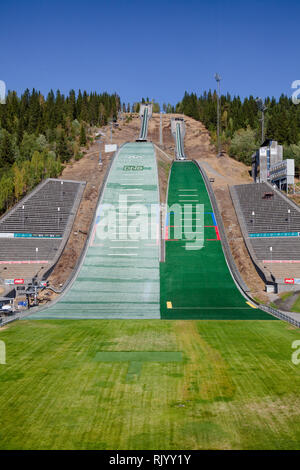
0,319,299,450
291,294,300,313
280,292,294,302
158,159,171,180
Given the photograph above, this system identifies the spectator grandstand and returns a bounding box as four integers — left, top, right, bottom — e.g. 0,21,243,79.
230,182,300,292
0,178,85,290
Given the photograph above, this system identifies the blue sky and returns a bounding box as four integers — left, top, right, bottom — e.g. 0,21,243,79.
1,0,299,105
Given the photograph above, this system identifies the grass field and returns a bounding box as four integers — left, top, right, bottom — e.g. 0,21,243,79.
292,294,300,313
0,318,299,450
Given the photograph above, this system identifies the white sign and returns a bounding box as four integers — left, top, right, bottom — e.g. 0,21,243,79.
260,148,267,156
0,80,6,104
0,233,14,238
105,144,117,153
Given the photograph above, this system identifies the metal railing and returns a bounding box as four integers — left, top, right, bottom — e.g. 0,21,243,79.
259,304,300,328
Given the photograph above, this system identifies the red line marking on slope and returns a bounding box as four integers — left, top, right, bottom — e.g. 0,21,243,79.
165,226,169,240
90,225,97,246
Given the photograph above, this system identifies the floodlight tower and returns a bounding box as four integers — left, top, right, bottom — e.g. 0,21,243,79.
214,73,222,157
95,134,104,165
160,110,163,147
256,98,268,144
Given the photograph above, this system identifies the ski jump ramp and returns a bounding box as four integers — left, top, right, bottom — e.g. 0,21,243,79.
137,104,152,141
171,118,186,160
29,142,161,319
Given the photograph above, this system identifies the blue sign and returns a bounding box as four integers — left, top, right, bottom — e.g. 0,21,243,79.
14,233,62,239
250,232,299,238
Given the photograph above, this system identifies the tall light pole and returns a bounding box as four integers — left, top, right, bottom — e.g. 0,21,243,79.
159,110,163,147
256,98,268,145
214,73,222,157
108,121,113,144
98,139,103,165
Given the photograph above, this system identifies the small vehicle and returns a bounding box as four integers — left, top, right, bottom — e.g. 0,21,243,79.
1,304,13,313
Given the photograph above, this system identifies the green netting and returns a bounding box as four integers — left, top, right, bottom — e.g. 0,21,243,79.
28,142,160,320
160,161,274,320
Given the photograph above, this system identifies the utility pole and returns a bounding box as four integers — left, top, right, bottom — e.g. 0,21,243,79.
159,111,163,147
98,139,103,165
256,98,268,144
214,73,222,157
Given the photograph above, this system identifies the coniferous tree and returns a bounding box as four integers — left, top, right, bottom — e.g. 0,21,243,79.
0,87,121,214
79,124,87,146
0,130,14,166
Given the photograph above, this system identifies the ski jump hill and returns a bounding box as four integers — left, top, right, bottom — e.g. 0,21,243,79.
28,107,276,322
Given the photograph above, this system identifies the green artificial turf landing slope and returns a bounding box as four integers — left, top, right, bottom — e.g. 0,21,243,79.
160,161,273,320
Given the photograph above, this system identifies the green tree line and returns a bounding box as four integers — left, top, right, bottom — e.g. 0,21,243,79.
176,91,300,170
0,89,120,214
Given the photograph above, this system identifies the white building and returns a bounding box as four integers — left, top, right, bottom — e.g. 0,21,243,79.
252,140,294,191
